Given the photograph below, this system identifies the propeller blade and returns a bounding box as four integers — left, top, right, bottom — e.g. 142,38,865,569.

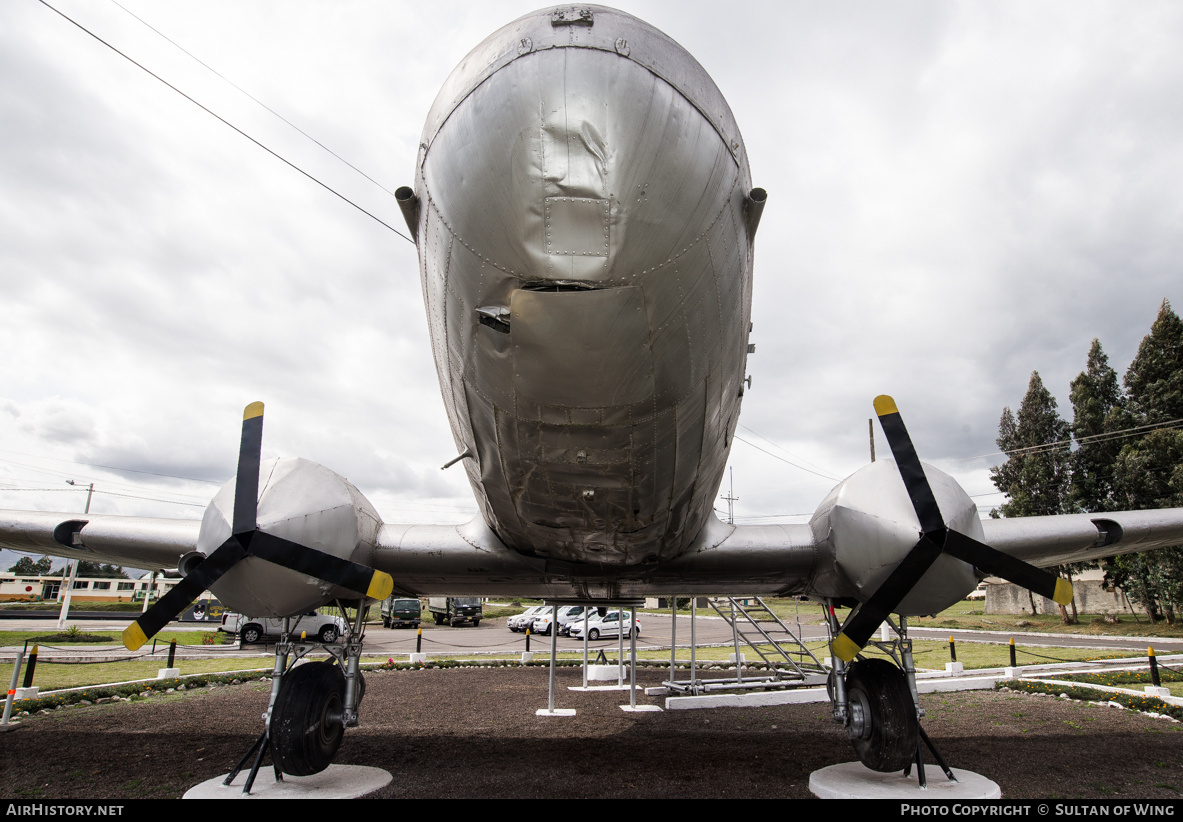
232,401,265,536
943,530,1072,605
122,539,247,650
873,395,945,535
832,395,1075,663
250,531,394,601
832,534,944,661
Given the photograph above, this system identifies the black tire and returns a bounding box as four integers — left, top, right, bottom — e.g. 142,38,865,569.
472,619,480,627
382,616,390,628
318,625,339,643
241,624,263,645
844,658,918,772
588,628,600,640
270,662,345,776
434,614,445,625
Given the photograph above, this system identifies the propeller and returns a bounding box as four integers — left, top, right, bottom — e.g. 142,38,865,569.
122,402,394,650
830,395,1072,662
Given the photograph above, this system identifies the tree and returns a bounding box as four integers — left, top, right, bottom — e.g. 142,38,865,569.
1107,301,1183,624
75,561,129,579
7,556,52,575
990,371,1074,619
1068,339,1122,514
1060,339,1123,622
991,372,1072,518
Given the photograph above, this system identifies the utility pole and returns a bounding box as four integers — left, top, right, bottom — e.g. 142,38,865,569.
720,467,738,525
57,481,94,630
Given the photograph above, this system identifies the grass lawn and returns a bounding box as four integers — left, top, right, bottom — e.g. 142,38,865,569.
0,629,231,648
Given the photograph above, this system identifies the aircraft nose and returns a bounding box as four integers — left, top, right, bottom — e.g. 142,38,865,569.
419,42,745,286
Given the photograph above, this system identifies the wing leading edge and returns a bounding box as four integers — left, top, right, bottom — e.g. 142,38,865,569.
2,505,1182,603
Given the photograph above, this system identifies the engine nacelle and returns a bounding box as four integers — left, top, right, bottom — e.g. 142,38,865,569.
809,459,980,616
195,457,383,618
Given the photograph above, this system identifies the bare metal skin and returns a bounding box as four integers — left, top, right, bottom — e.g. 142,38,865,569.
2,6,1183,617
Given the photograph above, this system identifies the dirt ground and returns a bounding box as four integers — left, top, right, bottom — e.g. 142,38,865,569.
2,665,1182,800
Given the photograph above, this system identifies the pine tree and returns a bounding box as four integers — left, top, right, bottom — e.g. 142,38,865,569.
1107,300,1183,624
1068,339,1122,514
991,372,1072,519
990,372,1074,618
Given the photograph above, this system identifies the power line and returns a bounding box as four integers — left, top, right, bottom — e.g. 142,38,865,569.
733,435,837,480
106,0,398,199
36,0,413,243
955,417,1183,463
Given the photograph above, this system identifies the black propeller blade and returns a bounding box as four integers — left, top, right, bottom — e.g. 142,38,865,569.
831,395,1072,663
123,403,393,651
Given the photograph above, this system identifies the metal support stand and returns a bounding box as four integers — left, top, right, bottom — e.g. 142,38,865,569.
537,602,574,715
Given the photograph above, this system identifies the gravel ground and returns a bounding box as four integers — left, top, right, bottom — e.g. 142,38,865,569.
2,665,1182,799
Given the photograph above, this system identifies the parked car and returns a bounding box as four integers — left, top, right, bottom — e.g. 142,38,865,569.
507,605,548,632
532,604,597,636
219,610,347,644
567,610,641,641
381,596,422,628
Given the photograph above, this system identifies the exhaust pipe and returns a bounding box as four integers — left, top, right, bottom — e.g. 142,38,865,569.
744,187,767,240
396,186,420,242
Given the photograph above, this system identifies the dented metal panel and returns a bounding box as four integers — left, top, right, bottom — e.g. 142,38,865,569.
414,5,754,567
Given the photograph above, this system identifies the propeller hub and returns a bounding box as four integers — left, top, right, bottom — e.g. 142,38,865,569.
197,457,382,617
812,459,980,615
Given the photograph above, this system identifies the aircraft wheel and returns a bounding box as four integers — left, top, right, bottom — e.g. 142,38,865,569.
270,662,345,776
844,658,917,772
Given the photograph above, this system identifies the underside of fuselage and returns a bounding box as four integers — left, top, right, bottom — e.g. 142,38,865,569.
412,6,759,567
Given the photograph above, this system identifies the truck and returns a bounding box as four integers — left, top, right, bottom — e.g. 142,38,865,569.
381,596,422,628
428,596,482,627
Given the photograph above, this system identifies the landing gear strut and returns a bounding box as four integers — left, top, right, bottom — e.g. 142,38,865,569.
223,600,369,794
825,604,956,787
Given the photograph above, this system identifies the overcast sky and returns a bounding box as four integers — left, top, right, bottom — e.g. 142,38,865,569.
2,0,1181,568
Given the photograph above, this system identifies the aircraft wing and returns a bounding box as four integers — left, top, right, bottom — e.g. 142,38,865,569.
372,515,822,598
0,510,200,572
980,508,1183,569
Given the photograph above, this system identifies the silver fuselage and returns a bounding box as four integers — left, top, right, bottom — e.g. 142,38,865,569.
412,6,755,568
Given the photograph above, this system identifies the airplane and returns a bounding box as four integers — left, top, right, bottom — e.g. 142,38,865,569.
3,3,1183,787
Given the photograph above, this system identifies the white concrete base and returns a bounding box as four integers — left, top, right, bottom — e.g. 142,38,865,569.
15,686,38,699
520,652,535,663
1004,667,1020,679
1144,685,1171,697
570,684,632,692
407,653,426,664
535,708,576,716
620,704,662,712
586,664,627,681
157,668,180,679
728,653,746,663
945,661,964,675
809,762,1001,799
183,764,392,799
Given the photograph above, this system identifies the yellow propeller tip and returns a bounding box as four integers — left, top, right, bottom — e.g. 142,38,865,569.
123,623,148,651
243,401,264,420
1052,578,1073,606
367,571,394,602
832,633,862,663
873,395,899,416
